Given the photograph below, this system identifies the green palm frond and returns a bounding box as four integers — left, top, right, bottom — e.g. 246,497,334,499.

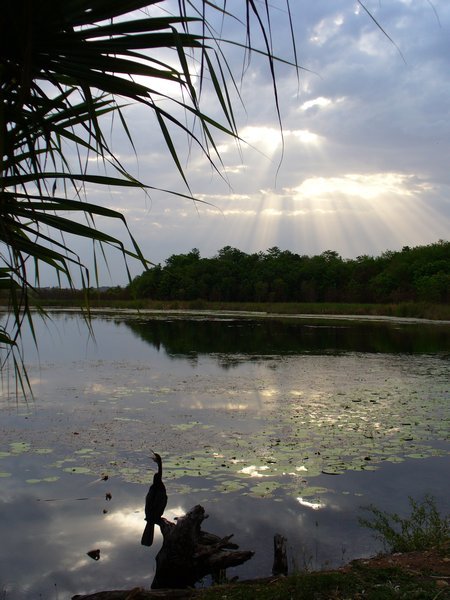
1,0,300,391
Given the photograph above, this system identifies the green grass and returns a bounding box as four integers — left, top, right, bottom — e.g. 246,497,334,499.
195,566,446,600
359,495,449,553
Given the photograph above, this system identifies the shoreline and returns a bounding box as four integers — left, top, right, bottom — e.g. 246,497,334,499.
3,300,450,323
72,542,450,599
21,305,450,326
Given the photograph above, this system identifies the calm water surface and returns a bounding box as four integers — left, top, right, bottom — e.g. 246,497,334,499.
0,311,449,599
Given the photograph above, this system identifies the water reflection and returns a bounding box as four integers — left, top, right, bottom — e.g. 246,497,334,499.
0,312,449,598
0,482,155,598
120,315,450,358
1,454,448,599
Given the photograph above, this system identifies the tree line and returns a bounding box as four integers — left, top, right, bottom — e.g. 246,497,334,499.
129,241,449,304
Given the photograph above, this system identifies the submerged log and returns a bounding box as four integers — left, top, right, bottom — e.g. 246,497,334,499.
152,505,254,589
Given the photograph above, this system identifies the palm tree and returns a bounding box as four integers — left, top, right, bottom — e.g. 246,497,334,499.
1,1,389,388
0,0,301,388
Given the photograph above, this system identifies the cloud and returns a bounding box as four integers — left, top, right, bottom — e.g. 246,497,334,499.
290,172,424,200
300,96,334,111
34,1,450,285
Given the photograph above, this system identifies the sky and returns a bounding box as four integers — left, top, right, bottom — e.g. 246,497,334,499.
52,0,450,286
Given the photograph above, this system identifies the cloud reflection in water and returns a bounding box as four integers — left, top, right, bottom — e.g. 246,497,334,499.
0,313,448,598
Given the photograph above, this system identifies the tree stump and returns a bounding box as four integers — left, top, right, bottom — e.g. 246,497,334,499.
272,533,288,576
152,505,254,589
72,505,254,598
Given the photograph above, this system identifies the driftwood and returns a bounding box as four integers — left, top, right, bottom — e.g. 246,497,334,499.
152,505,254,589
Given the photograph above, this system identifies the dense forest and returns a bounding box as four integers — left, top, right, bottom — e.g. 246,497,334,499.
128,241,449,304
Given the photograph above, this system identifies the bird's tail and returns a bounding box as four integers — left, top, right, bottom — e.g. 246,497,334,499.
141,521,155,546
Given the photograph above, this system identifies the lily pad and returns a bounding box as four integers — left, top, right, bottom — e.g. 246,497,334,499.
10,442,31,454
217,479,246,493
301,486,329,498
249,480,281,497
63,466,92,474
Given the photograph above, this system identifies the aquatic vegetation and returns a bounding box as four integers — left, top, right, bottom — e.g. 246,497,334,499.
0,314,448,599
1,352,448,500
1,316,448,503
26,477,59,484
63,466,92,474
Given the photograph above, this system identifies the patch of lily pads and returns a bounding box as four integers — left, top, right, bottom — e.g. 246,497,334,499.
122,377,448,499
1,352,448,502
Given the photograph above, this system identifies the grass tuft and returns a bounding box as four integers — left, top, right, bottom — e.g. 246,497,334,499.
359,495,449,553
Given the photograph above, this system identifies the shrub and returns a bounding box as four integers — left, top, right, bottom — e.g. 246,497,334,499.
359,495,449,553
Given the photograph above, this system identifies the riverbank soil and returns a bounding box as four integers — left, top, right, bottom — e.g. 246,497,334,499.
73,542,450,599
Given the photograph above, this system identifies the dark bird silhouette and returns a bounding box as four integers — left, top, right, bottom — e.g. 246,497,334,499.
141,450,167,546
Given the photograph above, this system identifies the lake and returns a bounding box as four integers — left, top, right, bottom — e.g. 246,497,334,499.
0,310,449,598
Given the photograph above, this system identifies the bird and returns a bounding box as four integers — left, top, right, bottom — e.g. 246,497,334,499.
141,450,168,546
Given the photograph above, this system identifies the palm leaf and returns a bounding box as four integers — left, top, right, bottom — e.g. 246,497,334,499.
1,0,304,392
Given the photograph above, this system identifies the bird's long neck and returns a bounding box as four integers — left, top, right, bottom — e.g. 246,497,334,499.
154,457,162,482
